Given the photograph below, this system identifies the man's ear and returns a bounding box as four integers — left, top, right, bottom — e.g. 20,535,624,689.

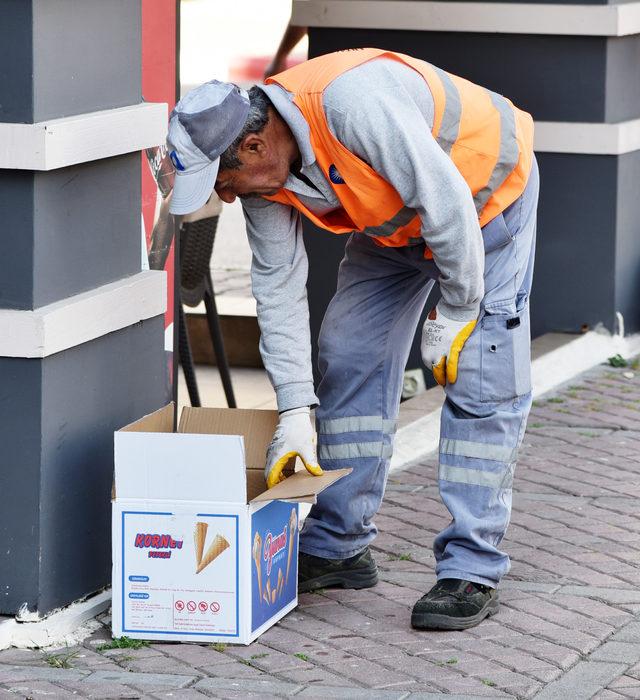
240,133,267,158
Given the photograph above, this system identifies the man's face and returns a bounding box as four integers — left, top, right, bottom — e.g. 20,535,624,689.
214,132,290,204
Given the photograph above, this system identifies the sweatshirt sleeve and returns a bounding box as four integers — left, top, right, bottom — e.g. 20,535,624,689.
324,67,484,322
242,196,319,411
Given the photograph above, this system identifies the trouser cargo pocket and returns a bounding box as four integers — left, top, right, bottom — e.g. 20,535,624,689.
480,297,531,403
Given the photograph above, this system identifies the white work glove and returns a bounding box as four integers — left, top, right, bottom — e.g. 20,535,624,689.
264,407,323,489
421,303,477,386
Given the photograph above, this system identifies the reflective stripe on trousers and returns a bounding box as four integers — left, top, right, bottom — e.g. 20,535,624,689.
301,160,539,587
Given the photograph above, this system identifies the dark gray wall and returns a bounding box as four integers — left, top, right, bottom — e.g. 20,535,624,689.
0,359,42,612
33,154,142,308
615,151,640,332
0,1,34,123
532,154,618,336
0,155,142,311
0,317,166,615
309,29,640,125
32,0,141,121
0,171,35,309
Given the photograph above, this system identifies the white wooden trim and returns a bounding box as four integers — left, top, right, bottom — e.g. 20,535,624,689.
293,0,640,37
0,271,167,359
535,118,640,155
0,102,167,171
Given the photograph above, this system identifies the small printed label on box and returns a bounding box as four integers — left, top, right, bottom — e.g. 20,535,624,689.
121,511,239,638
251,501,298,633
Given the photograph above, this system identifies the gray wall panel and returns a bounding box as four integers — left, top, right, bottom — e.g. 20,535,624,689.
615,152,640,334
37,316,166,614
606,35,640,123
0,171,35,310
394,0,628,4
33,154,141,308
0,0,33,123
309,28,608,123
0,359,42,614
32,0,141,121
532,153,617,336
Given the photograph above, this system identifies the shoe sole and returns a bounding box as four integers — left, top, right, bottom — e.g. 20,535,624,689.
411,597,500,631
299,568,379,593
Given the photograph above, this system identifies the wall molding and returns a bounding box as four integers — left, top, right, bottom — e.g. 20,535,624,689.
0,271,166,359
535,117,640,154
0,102,167,171
293,0,640,37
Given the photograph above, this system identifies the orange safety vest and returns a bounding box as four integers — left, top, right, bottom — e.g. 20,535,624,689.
264,48,534,254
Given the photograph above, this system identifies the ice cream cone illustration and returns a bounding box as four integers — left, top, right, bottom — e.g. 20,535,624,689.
277,568,284,598
196,534,230,574
265,578,272,604
194,522,208,569
285,507,298,585
252,532,263,601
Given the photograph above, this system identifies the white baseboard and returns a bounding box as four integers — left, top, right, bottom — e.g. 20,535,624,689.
0,591,111,650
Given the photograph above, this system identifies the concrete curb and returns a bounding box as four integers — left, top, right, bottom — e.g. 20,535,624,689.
0,591,110,651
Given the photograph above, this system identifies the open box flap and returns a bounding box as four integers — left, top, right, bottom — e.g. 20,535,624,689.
120,402,175,434
179,406,277,473
250,468,352,505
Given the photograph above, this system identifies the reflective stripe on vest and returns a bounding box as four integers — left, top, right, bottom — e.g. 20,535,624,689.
264,48,534,251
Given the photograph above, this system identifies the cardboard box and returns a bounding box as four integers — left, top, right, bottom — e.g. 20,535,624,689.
111,404,349,644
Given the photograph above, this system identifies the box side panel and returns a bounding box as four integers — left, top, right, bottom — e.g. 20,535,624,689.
114,502,241,641
114,432,246,502
250,501,299,635
111,504,124,638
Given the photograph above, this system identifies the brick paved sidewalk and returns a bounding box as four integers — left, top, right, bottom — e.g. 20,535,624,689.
2,361,640,699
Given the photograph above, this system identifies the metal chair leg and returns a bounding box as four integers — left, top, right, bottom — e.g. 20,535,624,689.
203,272,237,408
179,304,201,407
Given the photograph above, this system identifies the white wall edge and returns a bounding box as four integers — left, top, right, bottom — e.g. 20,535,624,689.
293,0,640,37
535,118,640,155
0,591,111,650
0,270,167,359
390,330,640,473
0,102,168,171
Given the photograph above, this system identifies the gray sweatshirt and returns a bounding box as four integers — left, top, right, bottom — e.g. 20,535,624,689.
242,57,484,412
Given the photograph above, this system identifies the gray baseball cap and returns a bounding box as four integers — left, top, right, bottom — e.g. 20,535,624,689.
167,80,250,215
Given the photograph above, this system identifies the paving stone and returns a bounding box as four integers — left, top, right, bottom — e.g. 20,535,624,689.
324,655,415,689
194,677,303,696
119,654,202,676
149,644,235,668
0,649,49,666
2,680,80,697
535,661,628,699
297,686,411,698
58,678,143,698
150,691,208,699
608,675,640,690
611,621,640,643
0,665,89,683
590,642,640,665
275,665,357,686
87,669,197,688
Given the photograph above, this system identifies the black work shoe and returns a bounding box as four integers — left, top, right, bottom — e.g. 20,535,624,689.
298,547,379,593
411,578,499,630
